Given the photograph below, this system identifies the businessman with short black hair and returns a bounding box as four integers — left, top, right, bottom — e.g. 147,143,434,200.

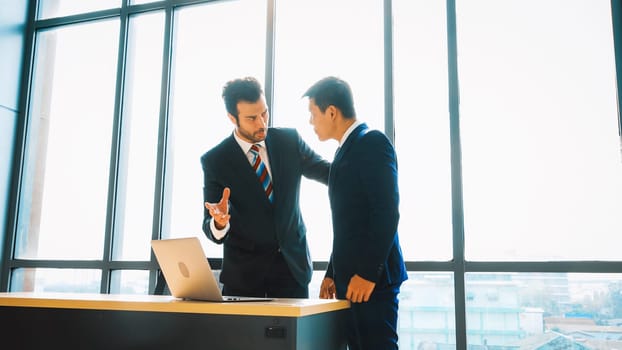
304,76,408,350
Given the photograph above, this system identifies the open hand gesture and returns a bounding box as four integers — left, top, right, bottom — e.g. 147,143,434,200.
205,187,231,230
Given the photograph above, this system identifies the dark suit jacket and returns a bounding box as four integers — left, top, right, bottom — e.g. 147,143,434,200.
326,123,408,293
201,127,330,290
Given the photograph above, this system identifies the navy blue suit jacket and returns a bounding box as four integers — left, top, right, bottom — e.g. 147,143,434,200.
326,123,407,293
201,128,330,290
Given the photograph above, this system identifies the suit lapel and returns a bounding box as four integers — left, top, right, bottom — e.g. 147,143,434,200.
329,123,368,187
224,135,254,176
334,123,368,163
264,132,279,186
222,135,270,200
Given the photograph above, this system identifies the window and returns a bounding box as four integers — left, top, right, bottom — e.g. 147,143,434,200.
5,1,622,350
457,0,622,261
38,0,121,20
393,0,453,261
464,273,622,349
114,11,165,261
166,0,267,257
272,0,384,260
11,268,101,293
17,19,119,261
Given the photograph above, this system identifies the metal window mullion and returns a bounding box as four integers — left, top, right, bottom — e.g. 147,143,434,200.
1,2,39,293
610,0,622,143
384,0,395,142
101,2,131,294
264,0,276,125
148,3,175,293
8,259,156,270
34,8,122,30
446,0,467,350
467,261,622,273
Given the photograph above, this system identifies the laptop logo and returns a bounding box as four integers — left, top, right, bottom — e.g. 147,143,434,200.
178,262,190,278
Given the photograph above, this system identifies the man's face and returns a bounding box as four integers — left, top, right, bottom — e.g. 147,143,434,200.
230,96,269,143
308,98,332,142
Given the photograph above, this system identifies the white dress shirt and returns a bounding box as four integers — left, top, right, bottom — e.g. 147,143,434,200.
210,131,273,239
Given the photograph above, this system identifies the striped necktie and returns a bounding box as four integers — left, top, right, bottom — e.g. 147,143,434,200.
249,144,274,202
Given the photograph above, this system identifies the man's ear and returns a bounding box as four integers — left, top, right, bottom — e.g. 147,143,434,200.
227,113,238,125
328,105,337,120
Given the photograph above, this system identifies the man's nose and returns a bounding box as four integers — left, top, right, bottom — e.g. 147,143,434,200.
257,116,267,127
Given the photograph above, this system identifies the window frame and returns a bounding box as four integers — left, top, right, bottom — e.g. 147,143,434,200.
3,2,622,350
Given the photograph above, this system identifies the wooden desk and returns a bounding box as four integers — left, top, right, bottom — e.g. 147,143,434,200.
0,292,350,350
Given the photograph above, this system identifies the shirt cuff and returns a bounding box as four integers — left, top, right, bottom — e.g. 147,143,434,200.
210,220,230,240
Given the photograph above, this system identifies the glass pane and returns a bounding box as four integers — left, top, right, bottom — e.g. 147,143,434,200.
272,0,384,260
16,19,119,260
10,268,102,293
167,0,267,257
113,11,165,261
399,272,456,350
465,273,622,349
38,0,121,19
458,0,622,260
110,270,150,294
393,0,452,261
0,109,16,239
309,271,458,350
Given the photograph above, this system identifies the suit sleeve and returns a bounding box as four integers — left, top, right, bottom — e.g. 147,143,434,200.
201,153,226,244
356,132,400,283
324,254,334,279
296,131,330,185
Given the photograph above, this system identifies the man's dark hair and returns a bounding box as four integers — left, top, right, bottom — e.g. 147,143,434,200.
302,76,356,118
222,77,263,118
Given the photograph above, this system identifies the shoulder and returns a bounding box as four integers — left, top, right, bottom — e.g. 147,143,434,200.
266,127,304,149
351,128,396,162
358,128,392,149
361,128,388,141
200,136,235,164
267,127,300,140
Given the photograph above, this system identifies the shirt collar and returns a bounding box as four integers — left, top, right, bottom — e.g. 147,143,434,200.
233,130,267,154
339,120,363,147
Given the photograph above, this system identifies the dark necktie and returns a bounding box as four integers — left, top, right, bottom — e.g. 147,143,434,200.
249,144,274,202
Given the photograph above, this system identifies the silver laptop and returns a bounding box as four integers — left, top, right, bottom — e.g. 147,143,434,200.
151,237,272,302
